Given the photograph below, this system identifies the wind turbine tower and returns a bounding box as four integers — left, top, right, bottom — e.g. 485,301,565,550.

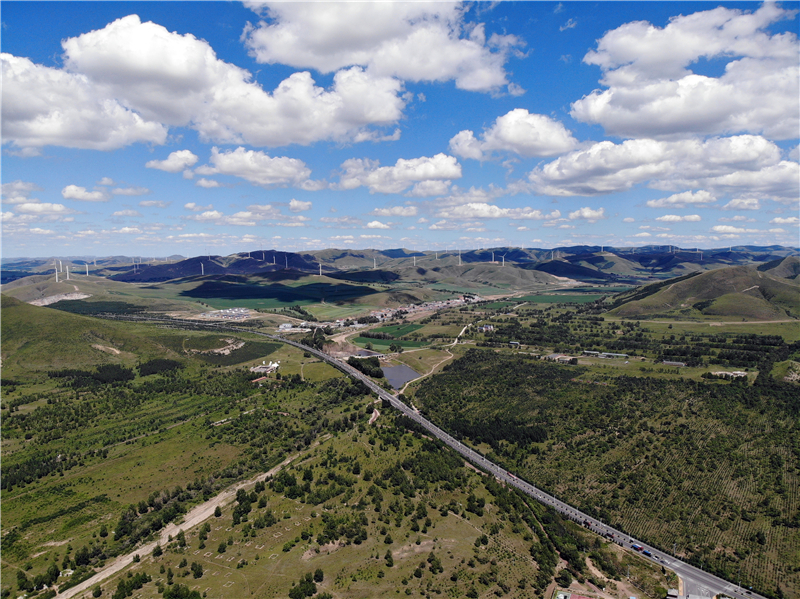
458,249,462,266
55,267,59,283
86,264,89,276
201,263,204,276
66,266,70,280
501,254,506,267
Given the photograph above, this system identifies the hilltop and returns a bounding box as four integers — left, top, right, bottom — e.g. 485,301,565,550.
607,260,800,320
0,295,169,375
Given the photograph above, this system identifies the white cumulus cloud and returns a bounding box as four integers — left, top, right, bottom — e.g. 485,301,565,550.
366,220,391,229
568,207,606,222
184,203,213,212
1,52,167,153
146,150,199,173
571,4,799,139
528,135,789,200
371,206,418,217
196,147,320,189
655,214,702,222
61,185,109,202
195,178,221,189
722,198,761,210
289,199,312,213
647,190,715,209
243,2,524,94
435,203,561,221
3,15,407,153
449,109,578,160
338,153,461,194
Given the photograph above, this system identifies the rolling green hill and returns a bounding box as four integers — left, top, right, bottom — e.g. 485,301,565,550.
758,255,800,280
0,295,166,375
607,264,800,320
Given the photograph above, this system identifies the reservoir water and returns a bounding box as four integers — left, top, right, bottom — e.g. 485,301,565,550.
382,364,421,390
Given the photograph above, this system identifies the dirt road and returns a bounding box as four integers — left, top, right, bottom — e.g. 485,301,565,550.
57,451,304,598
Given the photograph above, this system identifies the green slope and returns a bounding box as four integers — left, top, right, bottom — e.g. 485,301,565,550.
0,295,168,375
607,265,800,320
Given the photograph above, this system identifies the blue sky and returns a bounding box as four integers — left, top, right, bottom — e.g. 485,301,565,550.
2,1,798,258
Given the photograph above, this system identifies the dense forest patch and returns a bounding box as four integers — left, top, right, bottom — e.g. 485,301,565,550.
412,349,800,596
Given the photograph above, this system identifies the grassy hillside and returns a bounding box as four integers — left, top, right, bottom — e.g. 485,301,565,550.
758,255,800,280
0,295,163,374
608,265,800,320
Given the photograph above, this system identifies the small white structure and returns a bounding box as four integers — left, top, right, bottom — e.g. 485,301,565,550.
250,361,280,374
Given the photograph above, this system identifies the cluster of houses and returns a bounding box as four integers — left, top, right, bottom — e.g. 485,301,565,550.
367,295,482,322
273,295,484,333
710,370,748,379
250,360,280,374
545,353,579,365
199,307,252,320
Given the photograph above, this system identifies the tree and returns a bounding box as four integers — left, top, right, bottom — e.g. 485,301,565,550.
214,506,222,517
313,568,324,582
217,542,226,554
555,569,572,587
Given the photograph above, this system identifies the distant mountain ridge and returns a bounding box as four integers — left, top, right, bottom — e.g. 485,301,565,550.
2,246,796,289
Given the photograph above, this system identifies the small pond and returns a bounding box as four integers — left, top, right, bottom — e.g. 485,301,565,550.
382,364,422,390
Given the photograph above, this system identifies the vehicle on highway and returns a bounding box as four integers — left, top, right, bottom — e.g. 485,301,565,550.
632,544,643,551
643,550,652,557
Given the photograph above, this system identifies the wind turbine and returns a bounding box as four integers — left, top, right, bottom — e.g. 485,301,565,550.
373,257,377,269
66,266,70,280
55,266,59,283
85,264,89,276
501,253,507,267
458,249,462,266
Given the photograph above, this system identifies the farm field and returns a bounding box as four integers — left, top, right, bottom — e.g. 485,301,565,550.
370,323,424,337
351,337,430,350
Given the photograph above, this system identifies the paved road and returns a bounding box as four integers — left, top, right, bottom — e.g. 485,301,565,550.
100,316,767,599
260,330,766,599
